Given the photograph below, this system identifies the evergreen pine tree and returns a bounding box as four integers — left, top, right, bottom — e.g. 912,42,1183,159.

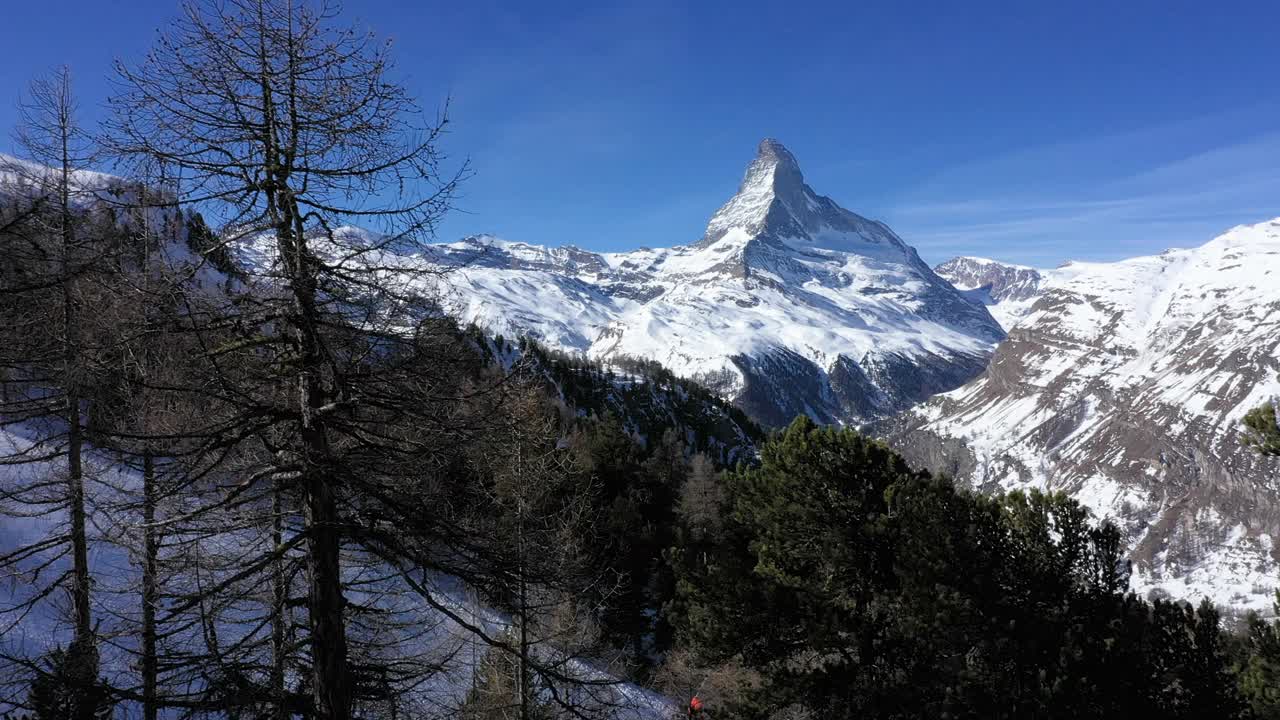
1234,592,1280,719
16,647,114,720
1243,402,1280,457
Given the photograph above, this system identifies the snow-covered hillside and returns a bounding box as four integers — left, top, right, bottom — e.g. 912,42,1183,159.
429,139,1005,426
0,417,676,719
892,220,1280,612
0,159,677,717
934,255,1050,330
0,152,126,208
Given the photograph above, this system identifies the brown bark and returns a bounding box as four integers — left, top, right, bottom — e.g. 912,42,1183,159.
57,92,98,720
141,452,158,720
271,477,288,720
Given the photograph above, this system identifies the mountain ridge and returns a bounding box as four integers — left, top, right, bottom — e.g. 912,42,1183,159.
427,139,1005,426
891,218,1280,612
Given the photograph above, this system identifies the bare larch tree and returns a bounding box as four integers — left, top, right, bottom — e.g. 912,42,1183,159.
105,1,463,717
0,66,115,720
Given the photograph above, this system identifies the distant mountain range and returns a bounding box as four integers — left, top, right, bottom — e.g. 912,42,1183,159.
908,225,1280,611
429,139,1004,426
8,140,1279,612
933,255,1048,330
426,140,1280,612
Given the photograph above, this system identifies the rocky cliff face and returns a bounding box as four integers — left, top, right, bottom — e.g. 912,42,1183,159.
889,221,1280,612
428,139,1005,426
934,256,1048,330
935,255,1045,303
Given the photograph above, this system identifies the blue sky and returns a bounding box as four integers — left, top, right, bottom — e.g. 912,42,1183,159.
3,0,1279,267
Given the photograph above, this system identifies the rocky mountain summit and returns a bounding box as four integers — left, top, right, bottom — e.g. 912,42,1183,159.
934,255,1045,304
431,139,1005,425
890,221,1280,611
934,255,1047,330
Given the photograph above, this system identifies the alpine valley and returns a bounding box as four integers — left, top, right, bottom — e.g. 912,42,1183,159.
9,4,1280,717
430,139,1280,612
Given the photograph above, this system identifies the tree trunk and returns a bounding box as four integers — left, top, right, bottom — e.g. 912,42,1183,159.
517,482,530,720
519,565,530,720
253,6,350,709
292,236,350,720
141,452,158,720
271,477,288,720
302,417,349,720
60,130,97,720
67,377,91,643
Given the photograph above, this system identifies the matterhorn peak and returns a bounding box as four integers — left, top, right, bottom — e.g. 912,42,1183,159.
733,138,805,204
699,138,812,246
700,138,894,254
756,137,791,157
751,138,803,181
426,136,1006,429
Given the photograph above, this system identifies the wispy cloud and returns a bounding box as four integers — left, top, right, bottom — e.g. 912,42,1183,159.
886,115,1280,267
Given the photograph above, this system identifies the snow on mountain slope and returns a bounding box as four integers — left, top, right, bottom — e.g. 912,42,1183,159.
934,255,1052,331
0,422,674,718
430,139,1005,426
890,219,1280,612
0,159,675,716
0,152,124,202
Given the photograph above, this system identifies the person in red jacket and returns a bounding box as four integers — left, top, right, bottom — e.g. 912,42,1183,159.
687,695,705,718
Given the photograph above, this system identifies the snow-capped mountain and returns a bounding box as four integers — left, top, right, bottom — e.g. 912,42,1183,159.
889,220,1280,612
432,139,1005,425
0,152,127,203
934,256,1048,330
